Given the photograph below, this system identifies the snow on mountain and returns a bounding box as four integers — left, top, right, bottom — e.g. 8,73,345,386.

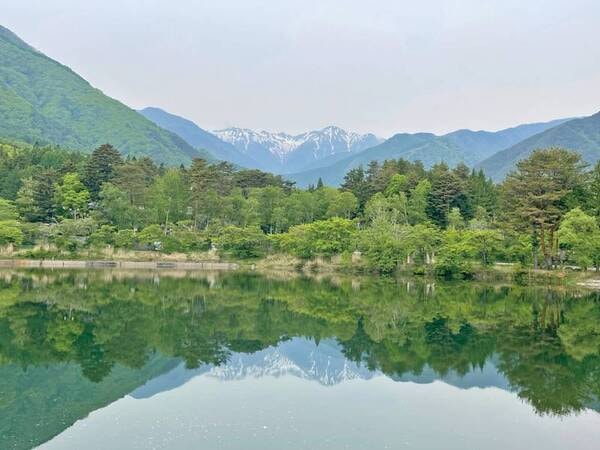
214,126,383,173
131,337,510,401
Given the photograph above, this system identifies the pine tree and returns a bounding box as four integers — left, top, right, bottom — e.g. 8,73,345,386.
83,144,124,198
502,148,586,268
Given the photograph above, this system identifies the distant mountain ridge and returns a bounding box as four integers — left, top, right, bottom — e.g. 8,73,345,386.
478,111,600,180
214,126,383,173
0,25,207,165
287,117,574,186
139,107,253,167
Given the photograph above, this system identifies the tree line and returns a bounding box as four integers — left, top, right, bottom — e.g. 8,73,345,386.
0,140,599,276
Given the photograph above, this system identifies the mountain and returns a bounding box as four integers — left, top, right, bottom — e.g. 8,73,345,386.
0,25,207,165
131,337,510,401
444,117,572,162
139,107,255,167
478,112,600,180
287,118,572,187
214,126,383,173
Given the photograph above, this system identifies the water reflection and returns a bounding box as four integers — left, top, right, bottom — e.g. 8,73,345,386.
1,270,600,448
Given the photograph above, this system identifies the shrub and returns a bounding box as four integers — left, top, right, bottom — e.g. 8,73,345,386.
215,226,266,258
273,218,357,259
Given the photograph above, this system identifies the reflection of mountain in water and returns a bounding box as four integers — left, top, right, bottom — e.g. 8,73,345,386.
132,338,510,400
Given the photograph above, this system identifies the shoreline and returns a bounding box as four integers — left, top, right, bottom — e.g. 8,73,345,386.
0,256,597,289
0,259,239,271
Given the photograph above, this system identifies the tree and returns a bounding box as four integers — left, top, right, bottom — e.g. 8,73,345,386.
113,158,157,206
273,218,357,258
28,170,57,222
467,229,503,266
406,223,441,265
357,222,410,273
325,190,358,219
0,198,18,221
148,169,190,229
426,163,464,227
447,207,464,230
50,218,97,251
407,179,431,225
0,198,22,246
558,208,600,270
435,230,474,278
0,220,23,246
341,166,370,210
365,192,408,226
15,177,40,222
83,144,124,198
54,173,90,219
589,160,600,220
502,148,586,268
97,183,143,229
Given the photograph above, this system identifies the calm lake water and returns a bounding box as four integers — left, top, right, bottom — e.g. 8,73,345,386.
1,270,600,449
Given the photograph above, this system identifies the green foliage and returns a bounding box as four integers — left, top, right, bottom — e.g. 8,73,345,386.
83,144,123,198
89,225,116,247
558,208,600,269
54,172,90,219
466,229,503,266
138,225,164,249
114,229,136,248
0,198,18,221
502,148,586,267
0,29,200,165
49,218,97,251
435,231,474,279
215,226,267,258
0,220,23,245
273,218,357,259
357,223,408,273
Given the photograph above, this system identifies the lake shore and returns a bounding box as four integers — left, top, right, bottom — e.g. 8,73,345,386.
0,253,596,288
0,259,239,271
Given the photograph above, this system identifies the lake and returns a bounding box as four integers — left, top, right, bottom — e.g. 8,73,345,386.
1,270,600,449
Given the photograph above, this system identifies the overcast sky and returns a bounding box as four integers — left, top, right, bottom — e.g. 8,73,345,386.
3,0,600,137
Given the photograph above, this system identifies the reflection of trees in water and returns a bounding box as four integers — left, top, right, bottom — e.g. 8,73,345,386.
1,270,600,415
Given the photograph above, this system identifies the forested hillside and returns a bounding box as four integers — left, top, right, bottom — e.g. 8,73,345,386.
0,25,208,165
478,112,600,180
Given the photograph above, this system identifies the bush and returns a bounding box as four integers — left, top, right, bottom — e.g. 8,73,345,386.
0,220,23,246
215,226,266,258
49,218,97,251
272,218,357,259
138,225,164,250
114,229,136,248
356,225,407,273
89,225,116,247
435,243,474,279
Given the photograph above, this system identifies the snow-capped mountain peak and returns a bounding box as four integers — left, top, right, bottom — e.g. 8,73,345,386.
213,126,383,172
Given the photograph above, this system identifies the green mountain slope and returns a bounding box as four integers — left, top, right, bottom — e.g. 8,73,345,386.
477,112,600,180
139,107,254,167
0,358,179,450
287,133,461,186
287,118,570,187
0,25,208,165
444,117,572,162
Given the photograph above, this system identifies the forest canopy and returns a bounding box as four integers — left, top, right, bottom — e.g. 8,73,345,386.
0,139,598,277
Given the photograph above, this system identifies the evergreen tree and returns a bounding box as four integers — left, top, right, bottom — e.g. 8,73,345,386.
32,170,57,222
341,166,370,210
426,163,463,227
502,148,586,268
83,144,124,198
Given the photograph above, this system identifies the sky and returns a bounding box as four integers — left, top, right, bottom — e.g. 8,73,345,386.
3,0,600,137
